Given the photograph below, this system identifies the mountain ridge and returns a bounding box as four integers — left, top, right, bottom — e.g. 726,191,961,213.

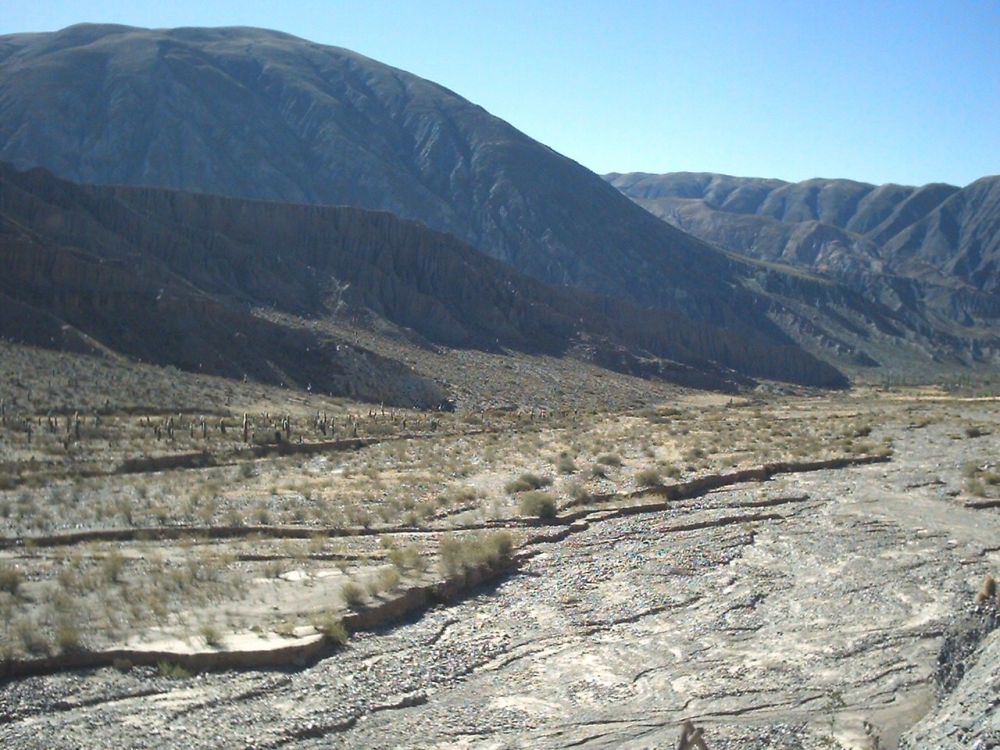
0,161,852,394
606,171,1000,333
3,24,999,384
0,24,745,318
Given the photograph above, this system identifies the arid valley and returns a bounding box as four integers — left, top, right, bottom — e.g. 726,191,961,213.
1,18,999,750
3,334,1000,748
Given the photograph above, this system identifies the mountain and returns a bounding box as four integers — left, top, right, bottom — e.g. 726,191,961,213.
0,162,852,398
0,22,858,386
0,23,995,383
605,171,1000,318
0,24,752,322
606,172,1000,363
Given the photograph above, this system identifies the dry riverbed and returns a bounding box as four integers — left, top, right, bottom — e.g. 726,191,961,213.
2,386,1000,748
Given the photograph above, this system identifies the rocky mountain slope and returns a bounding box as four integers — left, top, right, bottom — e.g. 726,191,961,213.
0,23,756,326
606,171,1000,333
0,161,850,394
1,24,997,382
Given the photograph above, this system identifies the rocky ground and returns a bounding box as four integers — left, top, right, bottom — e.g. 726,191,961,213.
2,393,1000,748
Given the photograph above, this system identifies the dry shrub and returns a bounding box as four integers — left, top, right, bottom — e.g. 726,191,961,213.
312,612,349,645
440,531,514,577
341,580,367,608
505,473,552,495
519,490,557,519
0,564,21,596
635,467,662,488
556,453,577,474
977,574,998,605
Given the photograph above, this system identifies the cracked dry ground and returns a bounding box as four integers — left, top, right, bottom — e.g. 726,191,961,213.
2,408,997,749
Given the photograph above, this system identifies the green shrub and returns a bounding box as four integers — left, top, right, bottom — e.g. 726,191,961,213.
505,473,553,495
519,490,557,519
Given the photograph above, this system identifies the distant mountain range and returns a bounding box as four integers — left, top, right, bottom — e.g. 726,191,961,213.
606,172,1000,331
1,23,998,390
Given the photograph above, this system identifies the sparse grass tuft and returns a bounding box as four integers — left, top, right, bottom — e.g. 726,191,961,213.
0,564,21,596
341,580,367,608
312,612,349,645
635,467,662,488
157,660,192,680
504,472,553,495
518,490,557,519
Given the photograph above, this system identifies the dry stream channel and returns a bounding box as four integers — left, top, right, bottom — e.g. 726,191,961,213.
3,395,1000,749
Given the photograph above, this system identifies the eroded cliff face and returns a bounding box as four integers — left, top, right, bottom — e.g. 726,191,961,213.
0,162,849,390
0,168,452,406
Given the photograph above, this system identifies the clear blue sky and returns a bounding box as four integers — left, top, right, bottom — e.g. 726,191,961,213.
1,1,997,187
